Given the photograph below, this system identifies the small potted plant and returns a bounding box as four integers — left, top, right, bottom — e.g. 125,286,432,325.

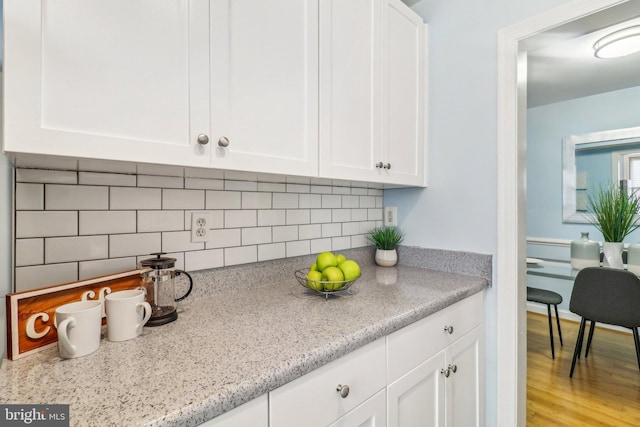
588,183,640,268
367,226,405,267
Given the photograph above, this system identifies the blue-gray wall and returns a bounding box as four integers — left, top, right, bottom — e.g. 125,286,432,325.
527,85,640,245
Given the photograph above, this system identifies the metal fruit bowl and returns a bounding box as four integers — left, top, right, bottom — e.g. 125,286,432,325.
294,269,358,297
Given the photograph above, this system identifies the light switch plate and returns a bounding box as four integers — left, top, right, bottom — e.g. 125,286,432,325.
191,212,213,243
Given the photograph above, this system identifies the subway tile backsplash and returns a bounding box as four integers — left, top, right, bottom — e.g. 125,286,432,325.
14,168,383,291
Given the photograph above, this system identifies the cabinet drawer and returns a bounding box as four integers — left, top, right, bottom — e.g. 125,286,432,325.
387,291,483,383
269,338,386,427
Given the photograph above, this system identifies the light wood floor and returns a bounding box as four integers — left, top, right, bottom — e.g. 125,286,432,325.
527,311,640,426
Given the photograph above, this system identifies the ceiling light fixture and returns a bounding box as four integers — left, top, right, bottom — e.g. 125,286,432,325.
594,25,640,59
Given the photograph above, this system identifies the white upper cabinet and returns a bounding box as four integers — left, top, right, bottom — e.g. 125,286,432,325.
209,0,319,176
3,0,211,167
319,0,426,186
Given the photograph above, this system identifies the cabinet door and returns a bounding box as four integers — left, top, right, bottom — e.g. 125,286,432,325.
200,394,268,427
319,0,382,182
380,0,426,186
210,0,318,177
4,0,211,167
446,327,484,427
329,390,387,427
387,351,445,427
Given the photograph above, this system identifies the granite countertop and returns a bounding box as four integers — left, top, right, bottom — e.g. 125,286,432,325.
0,248,490,426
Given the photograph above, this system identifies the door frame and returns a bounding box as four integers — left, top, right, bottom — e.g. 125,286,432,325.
495,0,628,425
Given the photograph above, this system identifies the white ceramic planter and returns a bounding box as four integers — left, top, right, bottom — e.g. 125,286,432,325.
375,249,398,267
602,241,624,269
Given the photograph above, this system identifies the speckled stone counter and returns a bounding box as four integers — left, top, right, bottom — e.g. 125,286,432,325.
0,247,490,426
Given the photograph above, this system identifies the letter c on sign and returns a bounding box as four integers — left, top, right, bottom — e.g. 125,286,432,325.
26,312,51,339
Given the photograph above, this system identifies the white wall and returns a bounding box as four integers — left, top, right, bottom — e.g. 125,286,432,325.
385,1,571,425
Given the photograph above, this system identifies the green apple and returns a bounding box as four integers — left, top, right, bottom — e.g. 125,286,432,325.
322,266,344,291
310,262,318,271
338,260,361,281
316,252,338,271
306,270,323,291
335,253,347,264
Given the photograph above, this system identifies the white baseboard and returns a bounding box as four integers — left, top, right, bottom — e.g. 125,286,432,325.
526,303,631,335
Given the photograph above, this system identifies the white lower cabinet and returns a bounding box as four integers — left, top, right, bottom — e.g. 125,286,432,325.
329,389,387,427
199,394,268,427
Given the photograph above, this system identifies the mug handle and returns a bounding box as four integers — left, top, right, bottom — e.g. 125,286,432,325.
56,317,77,356
174,270,193,302
136,302,153,333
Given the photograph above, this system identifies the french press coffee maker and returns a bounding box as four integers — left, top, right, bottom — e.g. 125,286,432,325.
139,253,193,326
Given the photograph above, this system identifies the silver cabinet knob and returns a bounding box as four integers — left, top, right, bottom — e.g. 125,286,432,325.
336,384,350,398
444,325,454,334
375,162,383,169
449,364,457,374
218,136,230,147
383,163,391,169
440,368,450,378
197,134,209,145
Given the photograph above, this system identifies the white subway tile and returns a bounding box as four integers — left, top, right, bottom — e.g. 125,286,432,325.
111,187,162,210
351,209,368,221
286,183,310,193
273,225,298,242
16,239,44,267
332,236,351,251
341,195,360,209
224,171,258,182
310,209,332,224
258,243,286,262
16,183,44,210
15,263,78,292
110,233,161,257
321,194,342,208
242,192,272,209
342,222,360,236
332,179,352,187
332,209,351,223
351,187,368,196
359,221,377,234
286,176,311,184
257,173,287,183
206,190,241,209
310,238,332,254
16,211,77,238
310,177,333,185
225,210,257,228
79,257,138,280
311,185,332,194
162,230,205,253
258,210,286,226
78,159,137,174
333,186,351,195
368,208,383,221
16,169,77,184
258,182,286,192
225,246,257,266
286,209,310,225
46,236,108,263
137,163,184,177
322,223,342,238
225,180,257,191
273,193,298,209
163,189,205,210
351,234,368,248
79,172,136,187
376,196,384,208
185,168,224,179
138,210,184,232
242,227,272,246
139,175,184,188
46,185,109,210
368,188,383,196
359,196,376,208
185,249,224,271
206,229,241,249
299,194,322,209
286,240,310,257
185,177,224,190
299,224,322,240
185,210,223,230
80,211,136,235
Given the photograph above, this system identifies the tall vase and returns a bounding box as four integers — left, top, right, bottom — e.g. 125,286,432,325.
602,242,624,269
627,243,640,274
570,232,600,270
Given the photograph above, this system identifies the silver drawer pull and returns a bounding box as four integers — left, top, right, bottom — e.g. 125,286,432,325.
375,162,383,168
197,134,209,145
444,325,454,334
383,163,391,169
218,136,230,147
336,384,350,398
440,368,450,378
449,364,457,374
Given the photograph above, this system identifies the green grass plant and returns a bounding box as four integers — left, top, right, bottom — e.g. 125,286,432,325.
588,184,640,242
367,226,405,250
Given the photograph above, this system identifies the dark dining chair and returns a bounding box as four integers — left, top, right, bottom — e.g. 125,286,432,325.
527,286,563,359
569,266,640,378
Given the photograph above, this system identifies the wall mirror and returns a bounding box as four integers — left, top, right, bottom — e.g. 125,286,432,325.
563,126,640,223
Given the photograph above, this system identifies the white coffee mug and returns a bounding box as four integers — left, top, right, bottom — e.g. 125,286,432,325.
105,289,152,342
54,300,103,359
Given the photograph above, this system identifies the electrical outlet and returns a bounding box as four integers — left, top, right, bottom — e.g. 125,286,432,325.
191,212,213,243
384,206,398,227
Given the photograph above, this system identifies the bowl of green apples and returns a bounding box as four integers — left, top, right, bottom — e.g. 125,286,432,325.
295,252,361,297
